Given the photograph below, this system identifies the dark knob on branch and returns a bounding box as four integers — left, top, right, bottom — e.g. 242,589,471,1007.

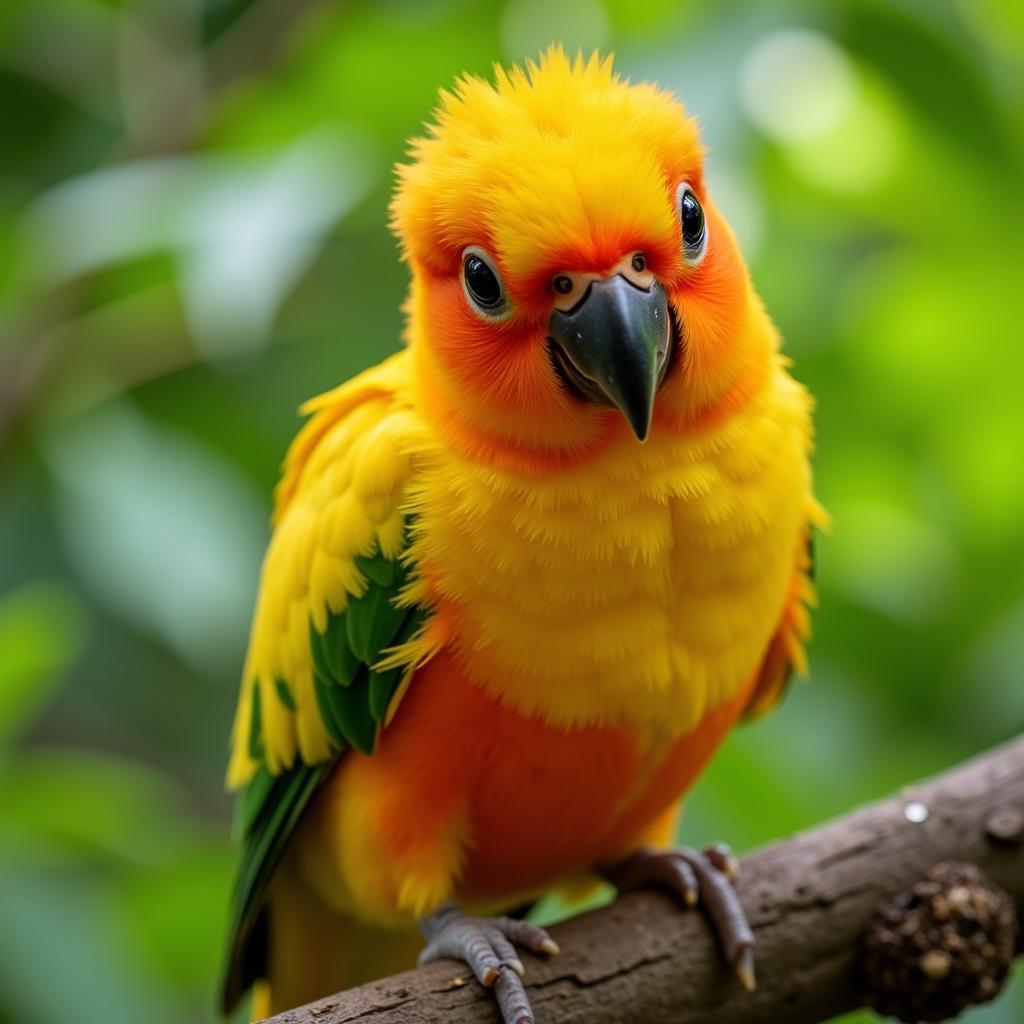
862,861,1018,1023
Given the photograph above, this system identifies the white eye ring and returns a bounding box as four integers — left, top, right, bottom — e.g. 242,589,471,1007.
676,182,709,267
460,246,513,321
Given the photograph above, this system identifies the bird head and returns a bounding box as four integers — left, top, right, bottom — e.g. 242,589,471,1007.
392,49,768,466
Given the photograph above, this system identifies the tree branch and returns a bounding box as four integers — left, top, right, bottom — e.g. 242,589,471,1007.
261,736,1024,1024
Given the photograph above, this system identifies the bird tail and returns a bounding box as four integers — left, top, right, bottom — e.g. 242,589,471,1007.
249,981,272,1022
251,878,423,1020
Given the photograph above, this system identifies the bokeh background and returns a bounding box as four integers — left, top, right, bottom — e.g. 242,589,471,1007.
1,0,1021,1022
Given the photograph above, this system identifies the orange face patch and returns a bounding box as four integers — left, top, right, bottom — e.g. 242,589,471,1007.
392,49,763,462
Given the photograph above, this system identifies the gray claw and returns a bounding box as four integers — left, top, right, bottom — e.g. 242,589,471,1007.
703,841,740,881
735,944,756,992
602,845,755,988
495,965,534,1024
418,904,558,1024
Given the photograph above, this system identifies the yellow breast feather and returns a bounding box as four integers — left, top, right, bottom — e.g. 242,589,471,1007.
408,354,815,744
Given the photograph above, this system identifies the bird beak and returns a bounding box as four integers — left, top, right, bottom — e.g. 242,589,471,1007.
548,276,672,442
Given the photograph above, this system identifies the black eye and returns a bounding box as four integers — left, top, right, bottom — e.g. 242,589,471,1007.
464,253,503,310
679,187,706,251
631,253,646,273
553,275,573,295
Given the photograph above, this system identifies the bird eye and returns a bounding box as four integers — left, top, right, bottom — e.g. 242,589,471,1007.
676,183,708,265
461,247,509,318
552,275,573,295
631,253,646,273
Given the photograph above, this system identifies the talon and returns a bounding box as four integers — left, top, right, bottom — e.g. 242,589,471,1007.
419,904,553,1024
735,945,756,992
602,844,755,991
495,965,534,1024
703,842,740,881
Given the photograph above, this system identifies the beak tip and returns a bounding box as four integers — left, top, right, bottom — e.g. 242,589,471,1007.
548,275,669,445
623,403,654,443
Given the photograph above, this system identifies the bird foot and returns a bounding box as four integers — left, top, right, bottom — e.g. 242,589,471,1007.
602,843,755,991
418,903,559,1024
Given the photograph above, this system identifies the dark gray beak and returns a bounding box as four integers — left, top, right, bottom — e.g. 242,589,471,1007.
548,276,672,441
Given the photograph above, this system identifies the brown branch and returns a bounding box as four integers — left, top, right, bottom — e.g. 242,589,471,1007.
261,735,1024,1024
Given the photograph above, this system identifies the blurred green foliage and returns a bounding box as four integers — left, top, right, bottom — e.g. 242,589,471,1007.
1,1,1021,1022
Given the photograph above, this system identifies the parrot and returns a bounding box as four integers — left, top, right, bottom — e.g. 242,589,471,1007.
220,49,822,1024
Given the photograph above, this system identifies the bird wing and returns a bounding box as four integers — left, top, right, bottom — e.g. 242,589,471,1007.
221,350,437,1012
742,511,823,720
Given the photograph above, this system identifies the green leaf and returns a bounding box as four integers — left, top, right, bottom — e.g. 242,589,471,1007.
0,859,179,1024
0,581,86,745
0,745,195,866
843,2,1012,167
345,581,405,664
274,678,296,711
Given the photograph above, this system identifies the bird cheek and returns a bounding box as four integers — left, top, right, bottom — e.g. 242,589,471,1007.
422,279,477,356
646,236,688,290
426,283,513,373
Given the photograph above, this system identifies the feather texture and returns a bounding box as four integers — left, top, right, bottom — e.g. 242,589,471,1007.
227,355,431,787
222,357,434,1011
222,48,822,1018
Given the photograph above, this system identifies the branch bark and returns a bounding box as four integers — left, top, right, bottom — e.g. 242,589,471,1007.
262,735,1024,1024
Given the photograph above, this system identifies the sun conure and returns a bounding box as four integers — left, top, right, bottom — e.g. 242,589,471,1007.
221,48,823,1024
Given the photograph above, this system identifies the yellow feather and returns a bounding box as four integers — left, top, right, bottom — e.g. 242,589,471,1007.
227,51,823,1016
226,357,428,785
402,356,813,743
230,342,814,784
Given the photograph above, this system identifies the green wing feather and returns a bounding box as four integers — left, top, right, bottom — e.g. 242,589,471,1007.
221,542,424,1014
222,759,333,1013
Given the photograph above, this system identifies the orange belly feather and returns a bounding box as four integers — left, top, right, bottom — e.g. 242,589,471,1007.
300,648,757,919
